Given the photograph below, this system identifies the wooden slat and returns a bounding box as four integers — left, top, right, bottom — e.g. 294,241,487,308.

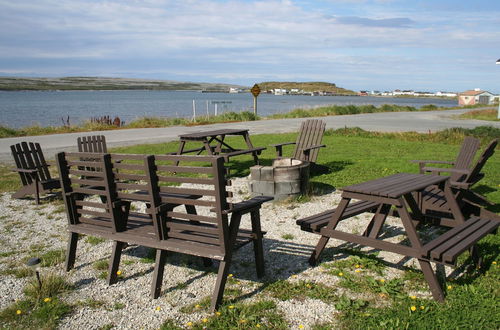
157,175,214,185
161,196,216,207
77,208,111,218
112,162,148,171
166,211,217,223
167,231,220,246
166,221,219,234
73,187,108,196
156,165,214,174
68,169,105,178
159,186,216,197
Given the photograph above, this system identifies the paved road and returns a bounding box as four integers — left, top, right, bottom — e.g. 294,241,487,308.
1,108,499,163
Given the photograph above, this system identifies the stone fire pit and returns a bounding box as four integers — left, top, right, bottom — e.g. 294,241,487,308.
249,158,310,200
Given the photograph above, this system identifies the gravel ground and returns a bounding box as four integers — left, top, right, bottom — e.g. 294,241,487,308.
0,177,447,329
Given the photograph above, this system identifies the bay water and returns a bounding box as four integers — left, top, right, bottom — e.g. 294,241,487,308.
0,90,458,128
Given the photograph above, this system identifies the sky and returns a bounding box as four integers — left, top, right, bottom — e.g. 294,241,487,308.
1,0,500,92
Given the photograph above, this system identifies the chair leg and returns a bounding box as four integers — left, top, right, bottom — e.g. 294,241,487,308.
418,259,444,302
250,210,265,278
210,259,232,312
65,232,79,271
108,241,126,285
151,249,168,299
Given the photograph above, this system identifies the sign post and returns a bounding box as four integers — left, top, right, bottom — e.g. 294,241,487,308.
250,84,261,116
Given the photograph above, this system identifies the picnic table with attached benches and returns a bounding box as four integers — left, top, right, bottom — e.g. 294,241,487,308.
172,128,265,164
297,173,499,302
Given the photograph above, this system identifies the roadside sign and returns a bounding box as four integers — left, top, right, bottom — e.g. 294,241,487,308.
251,84,261,97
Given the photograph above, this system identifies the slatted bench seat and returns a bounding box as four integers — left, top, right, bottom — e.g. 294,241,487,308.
421,216,499,265
296,200,379,232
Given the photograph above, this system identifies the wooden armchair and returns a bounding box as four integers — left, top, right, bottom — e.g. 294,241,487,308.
77,135,108,153
419,139,499,225
411,136,480,182
11,142,60,204
271,119,326,163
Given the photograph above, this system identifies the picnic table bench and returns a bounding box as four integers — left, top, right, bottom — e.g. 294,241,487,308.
172,128,265,164
297,173,499,301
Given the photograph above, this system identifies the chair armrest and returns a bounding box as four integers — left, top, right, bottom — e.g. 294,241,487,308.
270,141,296,157
222,196,273,215
270,141,296,148
410,160,454,165
449,181,472,189
421,167,470,175
302,144,326,152
12,168,38,174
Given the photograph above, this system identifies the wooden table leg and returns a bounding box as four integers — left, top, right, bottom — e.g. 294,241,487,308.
442,180,465,225
174,140,186,166
309,197,350,265
363,203,391,238
418,259,445,302
243,132,260,165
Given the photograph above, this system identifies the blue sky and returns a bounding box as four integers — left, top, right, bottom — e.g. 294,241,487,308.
1,0,500,92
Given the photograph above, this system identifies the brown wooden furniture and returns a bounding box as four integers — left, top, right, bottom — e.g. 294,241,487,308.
77,135,108,153
411,136,480,182
10,142,60,204
174,129,265,164
297,173,498,302
57,152,272,312
419,139,499,225
271,119,326,163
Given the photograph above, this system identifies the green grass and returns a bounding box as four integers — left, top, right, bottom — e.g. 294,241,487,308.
0,274,73,329
458,109,500,121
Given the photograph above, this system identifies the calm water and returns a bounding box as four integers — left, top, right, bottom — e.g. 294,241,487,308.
0,90,458,128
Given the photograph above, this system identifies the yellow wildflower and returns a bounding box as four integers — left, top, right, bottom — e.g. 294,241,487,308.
228,274,233,278
116,270,122,276
379,279,385,283
292,275,298,278
338,272,343,276
355,269,361,273
195,304,201,309
228,305,235,309
186,321,193,327
16,310,22,315
447,285,452,290
493,261,497,265
410,295,416,300
155,306,161,311
420,306,425,310
215,311,221,316
239,319,247,324
256,324,261,328
299,325,304,329
44,297,51,303
306,284,312,288
202,318,208,323
410,306,417,312
355,264,360,268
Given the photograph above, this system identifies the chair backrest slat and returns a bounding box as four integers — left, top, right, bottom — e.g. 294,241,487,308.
464,139,498,185
56,152,121,231
77,135,108,153
154,154,230,255
452,136,480,181
292,119,326,162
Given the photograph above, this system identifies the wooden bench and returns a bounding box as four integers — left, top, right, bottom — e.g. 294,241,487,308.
421,216,499,265
57,152,273,312
297,200,379,232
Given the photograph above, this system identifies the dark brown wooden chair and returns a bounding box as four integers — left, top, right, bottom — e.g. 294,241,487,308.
11,142,60,204
420,139,499,225
77,135,108,153
411,136,480,182
271,119,326,163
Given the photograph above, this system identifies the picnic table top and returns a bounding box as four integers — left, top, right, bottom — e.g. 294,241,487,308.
179,129,249,139
343,173,449,198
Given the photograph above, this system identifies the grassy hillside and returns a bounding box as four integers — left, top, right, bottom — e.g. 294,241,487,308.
258,81,357,94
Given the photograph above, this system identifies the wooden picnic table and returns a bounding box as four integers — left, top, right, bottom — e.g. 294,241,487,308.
174,129,265,164
298,173,498,302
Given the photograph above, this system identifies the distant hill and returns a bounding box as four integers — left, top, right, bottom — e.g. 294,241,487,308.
0,76,243,91
258,81,356,95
